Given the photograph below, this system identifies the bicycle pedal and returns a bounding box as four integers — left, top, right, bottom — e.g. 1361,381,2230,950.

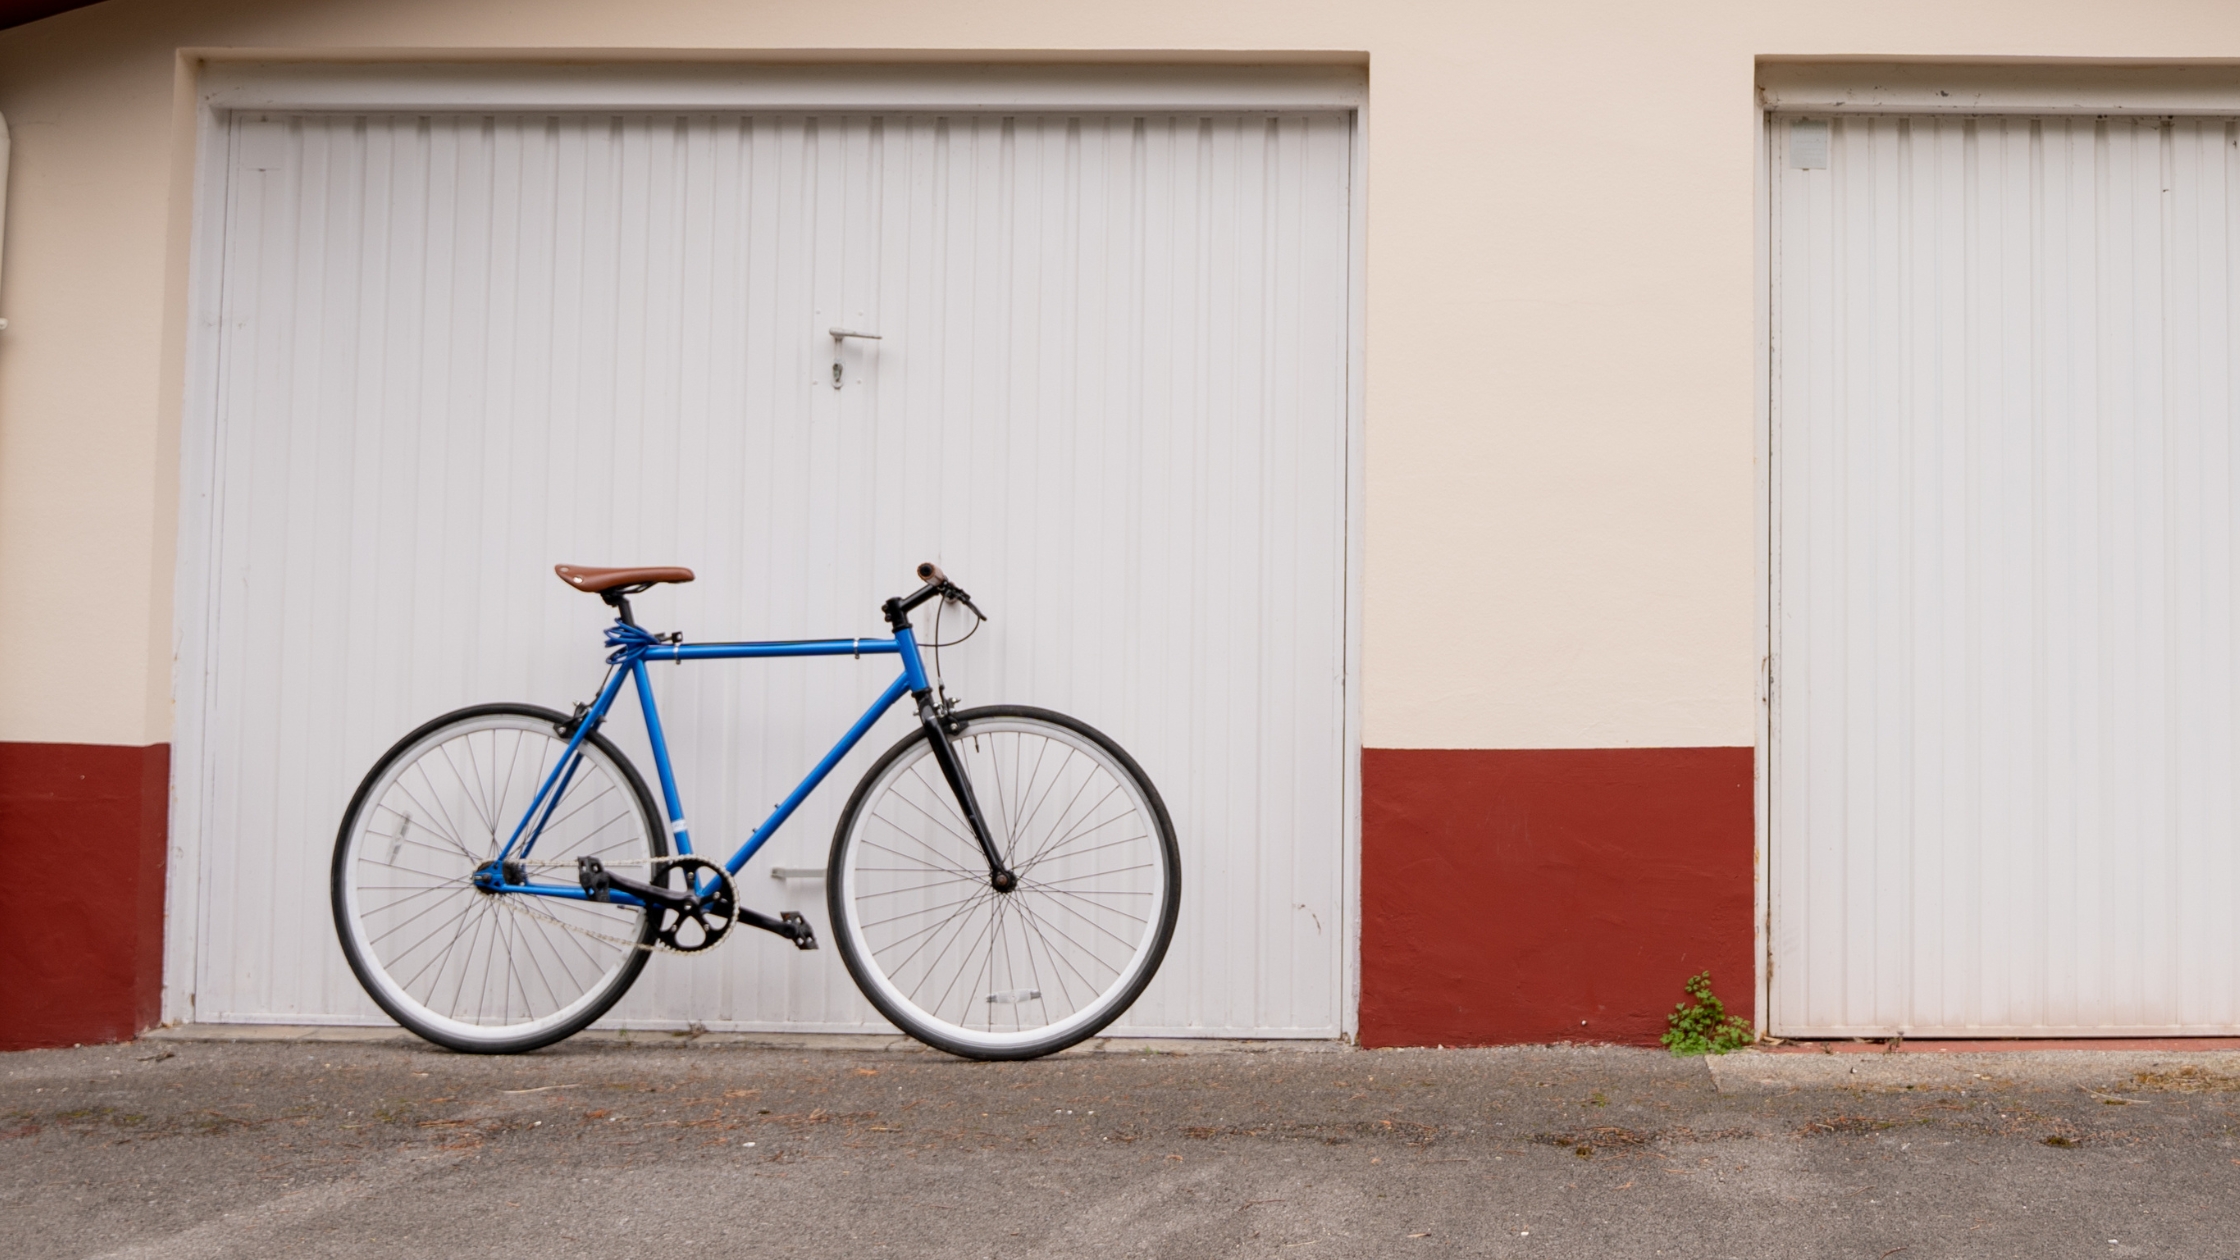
780,911,819,950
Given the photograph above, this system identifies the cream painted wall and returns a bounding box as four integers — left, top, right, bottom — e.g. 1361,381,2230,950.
8,0,2240,750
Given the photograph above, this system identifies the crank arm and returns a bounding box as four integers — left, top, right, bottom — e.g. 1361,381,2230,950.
576,856,697,912
737,907,819,950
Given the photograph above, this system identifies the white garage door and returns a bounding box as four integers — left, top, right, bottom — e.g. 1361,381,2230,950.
179,106,1353,1036
1772,113,2240,1036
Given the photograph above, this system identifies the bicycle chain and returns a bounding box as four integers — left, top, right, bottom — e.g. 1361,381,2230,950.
487,856,737,956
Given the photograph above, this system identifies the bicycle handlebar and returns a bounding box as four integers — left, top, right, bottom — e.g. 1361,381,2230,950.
884,561,986,630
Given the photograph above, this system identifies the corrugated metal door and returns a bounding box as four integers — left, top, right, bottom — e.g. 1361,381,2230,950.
185,109,1353,1036
1772,113,2240,1036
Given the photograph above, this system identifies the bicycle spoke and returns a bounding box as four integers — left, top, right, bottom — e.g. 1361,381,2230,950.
357,843,469,880
368,885,478,952
456,899,500,1023
924,892,1007,1023
408,763,483,863
1021,828,1151,867
408,894,488,1005
1007,746,1081,859
900,895,993,1008
493,729,530,839
463,733,496,839
1018,810,1137,878
892,886,1000,998
494,907,525,1025
1027,862,1155,888
356,885,469,915
541,780,619,839
860,833,984,883
513,737,557,856
1020,868,1156,918
505,911,545,1025
477,731,507,842
503,901,570,1014
861,833,984,892
857,886,1001,934
574,830,654,862
1015,780,1127,874
971,897,1012,1029
864,887,990,955
1015,890,1129,972
1015,879,1152,943
1012,896,1111,1000
893,770,981,849
852,875,982,900
438,740,495,840
1015,737,1059,843
376,792,472,861
1013,897,1080,1013
535,898,629,974
1003,903,1045,1031
370,837,470,883
987,733,1015,856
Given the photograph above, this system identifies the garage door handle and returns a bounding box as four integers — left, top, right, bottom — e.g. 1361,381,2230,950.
829,328,882,340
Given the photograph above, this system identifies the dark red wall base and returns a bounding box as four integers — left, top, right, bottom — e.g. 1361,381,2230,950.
0,742,1750,1051
0,742,168,1051
1361,747,1754,1048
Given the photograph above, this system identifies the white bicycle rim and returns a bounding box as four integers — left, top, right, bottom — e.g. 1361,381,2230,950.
834,715,1173,1055
337,713,657,1048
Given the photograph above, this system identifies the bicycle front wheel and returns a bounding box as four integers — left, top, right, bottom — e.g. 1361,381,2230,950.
828,705,1180,1059
331,704,667,1053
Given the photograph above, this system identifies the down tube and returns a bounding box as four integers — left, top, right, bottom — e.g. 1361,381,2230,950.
724,672,916,877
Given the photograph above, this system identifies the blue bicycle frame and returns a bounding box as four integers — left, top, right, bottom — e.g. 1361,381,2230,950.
483,618,935,909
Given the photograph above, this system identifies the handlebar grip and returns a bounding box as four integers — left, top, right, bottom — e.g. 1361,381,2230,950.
916,561,946,584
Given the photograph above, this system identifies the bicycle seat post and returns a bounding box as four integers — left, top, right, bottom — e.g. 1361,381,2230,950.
602,588,639,627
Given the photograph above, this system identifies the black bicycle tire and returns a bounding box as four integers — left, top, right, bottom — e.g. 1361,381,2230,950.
826,704,1181,1060
330,702,668,1054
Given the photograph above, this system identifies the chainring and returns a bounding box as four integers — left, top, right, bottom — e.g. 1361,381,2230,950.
651,855,738,953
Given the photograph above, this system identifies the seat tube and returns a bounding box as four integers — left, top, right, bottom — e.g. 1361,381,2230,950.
629,660,691,855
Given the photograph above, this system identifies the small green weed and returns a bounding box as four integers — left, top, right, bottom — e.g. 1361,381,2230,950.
1661,971,1754,1057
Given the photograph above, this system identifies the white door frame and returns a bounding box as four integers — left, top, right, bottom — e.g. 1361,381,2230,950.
1754,59,2240,1037
164,60,1370,1036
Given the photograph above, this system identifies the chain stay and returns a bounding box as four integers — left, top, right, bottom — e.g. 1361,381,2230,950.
491,855,736,956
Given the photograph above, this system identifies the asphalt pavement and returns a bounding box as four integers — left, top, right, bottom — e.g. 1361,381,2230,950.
5,1030,2238,1259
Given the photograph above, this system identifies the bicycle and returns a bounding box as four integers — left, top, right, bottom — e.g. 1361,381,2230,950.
330,562,1180,1059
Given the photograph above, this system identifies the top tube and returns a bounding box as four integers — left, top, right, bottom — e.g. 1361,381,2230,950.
640,637,901,662
625,629,932,694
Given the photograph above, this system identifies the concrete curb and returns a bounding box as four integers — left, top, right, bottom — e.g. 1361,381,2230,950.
1706,1046,2240,1094
139,1024,1353,1056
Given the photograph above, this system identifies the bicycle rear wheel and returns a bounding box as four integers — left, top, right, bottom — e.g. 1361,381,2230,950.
827,705,1180,1059
331,704,666,1053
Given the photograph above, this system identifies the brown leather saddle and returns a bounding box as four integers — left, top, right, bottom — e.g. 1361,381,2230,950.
553,564,695,595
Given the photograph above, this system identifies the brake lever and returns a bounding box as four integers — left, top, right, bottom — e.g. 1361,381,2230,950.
942,584,988,622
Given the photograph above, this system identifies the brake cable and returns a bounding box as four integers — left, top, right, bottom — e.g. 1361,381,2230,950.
924,585,986,717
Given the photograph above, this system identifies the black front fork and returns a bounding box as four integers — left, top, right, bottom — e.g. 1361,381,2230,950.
916,693,1015,892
